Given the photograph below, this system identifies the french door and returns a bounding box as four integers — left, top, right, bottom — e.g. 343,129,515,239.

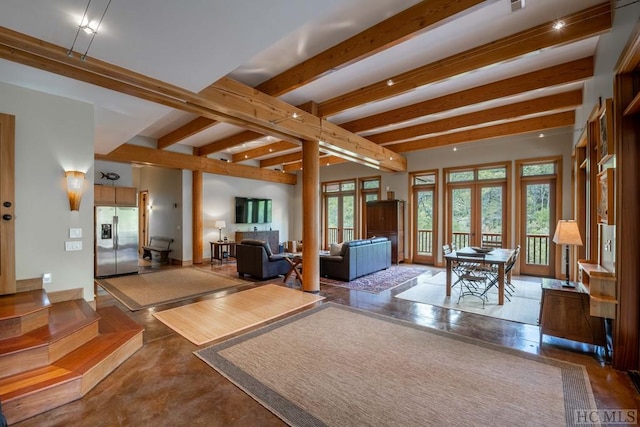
411,171,437,264
520,177,556,276
448,182,506,249
324,181,356,246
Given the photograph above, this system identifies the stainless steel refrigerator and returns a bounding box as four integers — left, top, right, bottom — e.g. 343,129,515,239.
95,206,139,277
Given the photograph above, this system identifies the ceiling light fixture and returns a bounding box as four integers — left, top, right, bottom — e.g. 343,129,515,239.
453,147,457,152
538,133,545,138
553,20,565,30
67,0,112,60
386,79,394,86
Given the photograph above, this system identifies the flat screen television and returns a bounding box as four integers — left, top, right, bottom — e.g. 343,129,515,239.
235,197,272,224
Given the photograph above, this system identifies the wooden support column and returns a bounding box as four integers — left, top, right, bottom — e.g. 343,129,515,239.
192,170,203,264
302,139,320,293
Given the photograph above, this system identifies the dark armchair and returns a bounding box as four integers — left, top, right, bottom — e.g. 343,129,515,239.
236,239,290,280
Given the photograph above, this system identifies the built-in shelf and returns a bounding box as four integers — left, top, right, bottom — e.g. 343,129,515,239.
578,260,617,319
623,91,640,116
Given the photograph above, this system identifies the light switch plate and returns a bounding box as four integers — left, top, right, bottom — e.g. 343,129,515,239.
69,228,82,238
65,241,83,251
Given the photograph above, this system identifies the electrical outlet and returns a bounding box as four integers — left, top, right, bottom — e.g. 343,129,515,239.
42,273,52,284
65,241,83,251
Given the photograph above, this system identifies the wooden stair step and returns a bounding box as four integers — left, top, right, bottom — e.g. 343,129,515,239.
0,290,51,340
0,300,101,379
0,305,143,424
0,365,82,424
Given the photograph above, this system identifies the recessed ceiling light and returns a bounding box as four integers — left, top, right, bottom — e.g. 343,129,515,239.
292,112,300,119
386,79,394,86
269,148,273,152
453,147,457,152
244,155,248,159
538,133,545,138
553,20,565,30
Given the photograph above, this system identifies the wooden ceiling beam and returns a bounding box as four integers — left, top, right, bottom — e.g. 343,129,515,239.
212,77,406,171
157,117,217,149
261,152,303,168
369,90,583,144
196,130,263,157
342,56,594,133
386,111,576,153
233,141,298,163
319,3,611,117
256,0,485,96
96,144,297,185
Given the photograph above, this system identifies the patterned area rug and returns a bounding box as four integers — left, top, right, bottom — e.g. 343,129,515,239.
196,303,598,426
320,265,429,293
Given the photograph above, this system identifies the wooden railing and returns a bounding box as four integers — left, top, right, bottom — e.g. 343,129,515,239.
452,232,470,249
525,233,550,265
416,229,433,254
327,227,354,243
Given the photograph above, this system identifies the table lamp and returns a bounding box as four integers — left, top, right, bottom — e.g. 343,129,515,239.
552,220,583,288
215,220,226,242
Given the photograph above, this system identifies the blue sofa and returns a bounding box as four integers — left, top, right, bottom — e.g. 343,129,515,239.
320,237,391,281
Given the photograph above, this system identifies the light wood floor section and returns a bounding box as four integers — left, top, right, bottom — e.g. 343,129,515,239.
152,284,325,345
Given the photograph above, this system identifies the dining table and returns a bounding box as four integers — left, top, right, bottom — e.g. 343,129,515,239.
444,247,516,305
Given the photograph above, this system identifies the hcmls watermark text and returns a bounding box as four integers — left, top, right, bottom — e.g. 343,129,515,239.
575,409,638,424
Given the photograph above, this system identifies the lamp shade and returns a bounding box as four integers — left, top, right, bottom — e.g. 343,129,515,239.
65,171,85,211
552,220,583,246
215,220,226,229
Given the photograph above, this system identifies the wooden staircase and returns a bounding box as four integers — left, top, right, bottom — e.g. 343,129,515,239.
0,290,143,424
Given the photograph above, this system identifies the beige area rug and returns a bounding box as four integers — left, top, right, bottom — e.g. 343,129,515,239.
196,303,597,426
97,268,245,311
153,284,325,345
395,271,542,325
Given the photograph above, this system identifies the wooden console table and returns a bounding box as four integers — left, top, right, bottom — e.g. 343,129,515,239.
539,278,606,348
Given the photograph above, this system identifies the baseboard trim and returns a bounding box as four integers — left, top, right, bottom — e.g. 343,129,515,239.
16,277,42,292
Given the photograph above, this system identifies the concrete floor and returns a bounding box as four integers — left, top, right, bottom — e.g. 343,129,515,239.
13,261,640,426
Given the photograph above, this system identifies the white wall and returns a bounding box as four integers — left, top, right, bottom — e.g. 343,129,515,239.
0,81,95,301
202,173,294,258
137,166,184,259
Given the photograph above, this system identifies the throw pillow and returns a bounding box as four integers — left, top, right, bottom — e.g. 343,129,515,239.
330,242,343,256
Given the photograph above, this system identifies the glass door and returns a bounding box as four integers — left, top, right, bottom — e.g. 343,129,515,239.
323,181,356,246
479,184,506,248
520,178,556,276
411,171,437,264
449,186,473,249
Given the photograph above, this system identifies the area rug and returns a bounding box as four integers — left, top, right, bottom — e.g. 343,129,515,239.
97,268,246,311
153,284,324,345
196,303,597,426
320,265,429,293
395,271,541,325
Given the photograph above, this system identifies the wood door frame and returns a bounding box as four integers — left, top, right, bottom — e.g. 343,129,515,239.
0,113,16,294
409,169,438,265
138,190,149,253
514,156,562,278
518,176,557,277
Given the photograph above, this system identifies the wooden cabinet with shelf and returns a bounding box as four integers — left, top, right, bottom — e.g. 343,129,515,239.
539,278,606,347
578,260,617,319
94,185,137,206
366,199,404,263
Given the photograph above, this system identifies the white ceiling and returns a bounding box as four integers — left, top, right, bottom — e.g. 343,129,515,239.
0,0,608,157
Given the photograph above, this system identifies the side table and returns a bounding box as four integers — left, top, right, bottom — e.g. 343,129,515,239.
210,241,236,264
539,278,606,349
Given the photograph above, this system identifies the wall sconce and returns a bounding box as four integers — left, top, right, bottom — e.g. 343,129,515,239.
215,220,226,242
65,171,85,211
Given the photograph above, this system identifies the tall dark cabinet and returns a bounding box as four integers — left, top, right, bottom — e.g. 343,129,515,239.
366,199,405,263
